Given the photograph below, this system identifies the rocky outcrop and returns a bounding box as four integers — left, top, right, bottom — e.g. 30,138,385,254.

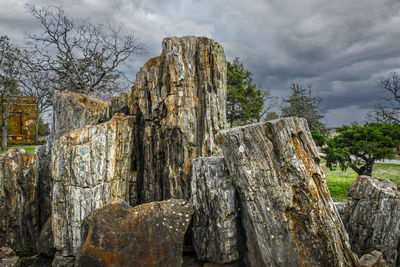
111,92,131,115
343,176,400,267
75,199,194,267
0,247,20,267
37,218,55,257
0,149,39,249
359,251,388,267
191,157,238,264
216,117,358,267
131,36,227,203
35,145,52,228
51,114,134,265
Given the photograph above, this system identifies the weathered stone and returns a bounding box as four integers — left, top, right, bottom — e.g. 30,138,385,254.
35,145,52,228
0,248,15,259
37,218,55,257
191,157,238,264
131,36,227,203
111,92,131,115
0,255,20,267
343,176,400,266
52,92,110,140
334,201,345,218
0,149,39,249
216,117,358,267
51,114,134,265
75,199,194,267
359,251,388,267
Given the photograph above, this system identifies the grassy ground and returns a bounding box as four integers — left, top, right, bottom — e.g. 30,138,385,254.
0,145,37,154
325,163,400,202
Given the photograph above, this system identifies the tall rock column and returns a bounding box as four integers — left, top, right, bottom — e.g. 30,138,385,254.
216,117,358,267
51,114,134,266
0,149,39,249
131,36,227,203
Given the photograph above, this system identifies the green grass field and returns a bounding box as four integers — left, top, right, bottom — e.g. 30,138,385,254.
325,163,400,202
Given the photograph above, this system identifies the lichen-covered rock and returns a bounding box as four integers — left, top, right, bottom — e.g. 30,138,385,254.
191,157,238,264
131,36,227,203
37,218,55,257
53,92,110,140
359,251,388,267
334,201,346,218
216,117,358,267
0,247,20,267
0,149,39,249
75,199,194,267
51,114,134,265
343,176,400,266
111,92,131,115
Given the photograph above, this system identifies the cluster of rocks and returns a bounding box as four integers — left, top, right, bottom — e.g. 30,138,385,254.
0,36,399,267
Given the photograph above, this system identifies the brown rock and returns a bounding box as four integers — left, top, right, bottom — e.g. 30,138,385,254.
51,114,134,265
111,92,131,115
0,248,15,259
359,250,388,267
216,117,358,266
75,199,194,267
0,149,39,249
131,36,227,203
191,157,238,264
343,176,400,266
0,256,21,267
37,218,55,257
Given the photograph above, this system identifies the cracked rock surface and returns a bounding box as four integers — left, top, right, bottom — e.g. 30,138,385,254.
131,36,227,203
216,117,358,267
51,114,134,265
191,157,238,264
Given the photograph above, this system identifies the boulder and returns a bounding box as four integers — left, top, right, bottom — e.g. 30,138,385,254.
52,92,110,141
0,149,39,249
51,114,134,265
37,218,55,257
216,117,358,266
131,36,227,203
75,199,194,267
0,247,20,267
343,176,400,266
191,157,238,264
359,251,388,267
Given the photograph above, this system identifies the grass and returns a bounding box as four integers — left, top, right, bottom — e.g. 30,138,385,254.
325,163,400,202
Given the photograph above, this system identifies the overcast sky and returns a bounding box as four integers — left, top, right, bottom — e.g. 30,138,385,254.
1,0,400,126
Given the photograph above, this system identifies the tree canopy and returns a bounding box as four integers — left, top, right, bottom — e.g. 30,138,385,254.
281,83,327,134
323,123,400,176
226,57,270,127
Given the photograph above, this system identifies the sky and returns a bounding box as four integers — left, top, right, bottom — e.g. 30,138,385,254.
1,0,400,127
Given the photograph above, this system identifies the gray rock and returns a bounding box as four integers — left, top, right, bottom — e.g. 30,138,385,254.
191,157,238,264
51,114,134,265
131,36,227,203
75,199,194,267
216,117,358,267
343,176,400,266
334,201,346,218
0,149,39,249
359,250,388,267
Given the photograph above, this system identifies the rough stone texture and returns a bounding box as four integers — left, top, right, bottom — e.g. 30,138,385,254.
334,201,345,218
0,149,39,249
75,199,194,267
216,117,358,267
343,176,400,267
131,36,227,203
37,218,55,257
111,92,131,115
191,157,238,264
51,114,134,265
359,251,388,267
0,247,20,267
35,145,52,228
52,92,110,141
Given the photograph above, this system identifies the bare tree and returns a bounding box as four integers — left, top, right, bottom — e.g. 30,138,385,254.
0,36,22,151
26,4,142,95
370,73,400,124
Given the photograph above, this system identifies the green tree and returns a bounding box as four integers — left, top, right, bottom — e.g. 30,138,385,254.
323,123,400,176
281,83,327,134
227,57,265,127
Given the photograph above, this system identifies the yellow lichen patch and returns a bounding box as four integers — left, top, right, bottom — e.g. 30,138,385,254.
144,56,162,70
291,135,315,176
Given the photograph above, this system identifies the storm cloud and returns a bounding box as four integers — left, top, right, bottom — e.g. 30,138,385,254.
1,0,399,126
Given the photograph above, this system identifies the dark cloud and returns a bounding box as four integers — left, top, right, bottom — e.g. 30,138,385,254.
1,0,399,126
